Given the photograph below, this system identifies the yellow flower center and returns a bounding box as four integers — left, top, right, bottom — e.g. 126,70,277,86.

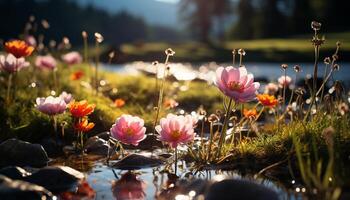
228,81,244,93
171,130,182,141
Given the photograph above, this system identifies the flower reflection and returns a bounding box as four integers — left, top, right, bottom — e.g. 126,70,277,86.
111,171,146,200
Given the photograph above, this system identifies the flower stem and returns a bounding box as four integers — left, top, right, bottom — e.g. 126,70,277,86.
95,41,100,94
174,146,178,174
217,98,233,157
6,74,13,104
153,55,170,134
207,122,214,162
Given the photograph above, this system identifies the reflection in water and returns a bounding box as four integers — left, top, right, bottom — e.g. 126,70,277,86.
111,171,147,200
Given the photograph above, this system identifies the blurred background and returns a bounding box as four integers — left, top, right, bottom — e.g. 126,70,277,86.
0,0,349,62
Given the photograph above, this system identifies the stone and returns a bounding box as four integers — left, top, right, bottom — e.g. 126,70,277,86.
96,132,111,141
85,136,111,156
24,166,84,193
205,179,279,200
0,175,53,200
124,134,164,150
0,139,49,168
0,166,31,180
39,137,63,157
112,154,163,170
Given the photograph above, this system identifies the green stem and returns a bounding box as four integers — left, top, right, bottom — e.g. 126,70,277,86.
153,55,170,134
174,146,178,174
6,74,13,104
217,98,233,157
207,122,214,162
95,41,100,93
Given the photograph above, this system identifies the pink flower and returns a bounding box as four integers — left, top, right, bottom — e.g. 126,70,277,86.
59,91,73,104
215,66,260,103
264,83,279,95
25,35,37,47
36,96,67,115
35,55,57,70
0,54,29,73
62,51,82,65
156,114,195,148
110,114,146,146
278,76,292,87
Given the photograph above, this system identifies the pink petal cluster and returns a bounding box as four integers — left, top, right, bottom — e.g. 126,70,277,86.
110,114,146,146
36,96,67,115
0,54,29,73
62,51,82,65
264,82,279,95
35,55,57,70
59,91,73,104
156,114,196,148
278,75,292,87
25,35,37,47
215,66,260,103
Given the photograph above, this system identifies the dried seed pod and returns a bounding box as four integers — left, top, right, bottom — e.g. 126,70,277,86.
165,48,175,56
238,48,246,56
208,114,220,123
281,64,288,70
311,21,321,31
324,57,331,65
82,31,88,38
293,65,301,73
94,32,104,43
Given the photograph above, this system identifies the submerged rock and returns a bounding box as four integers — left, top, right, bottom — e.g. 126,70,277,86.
0,139,49,168
0,167,31,180
205,179,279,200
24,166,84,193
0,175,53,200
112,154,163,170
124,134,164,150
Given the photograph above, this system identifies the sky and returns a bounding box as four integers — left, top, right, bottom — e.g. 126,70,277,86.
155,0,179,3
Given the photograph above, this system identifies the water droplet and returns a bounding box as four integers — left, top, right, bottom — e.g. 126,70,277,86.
295,187,300,192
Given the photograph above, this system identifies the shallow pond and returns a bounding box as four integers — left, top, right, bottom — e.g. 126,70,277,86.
51,152,306,200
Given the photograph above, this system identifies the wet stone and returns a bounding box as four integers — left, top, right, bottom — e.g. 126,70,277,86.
0,139,49,168
85,136,111,156
96,131,111,141
0,175,53,200
125,134,164,150
0,166,31,180
24,166,84,193
112,154,163,170
205,179,279,200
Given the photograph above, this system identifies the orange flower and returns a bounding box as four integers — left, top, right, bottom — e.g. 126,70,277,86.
70,70,84,81
5,40,34,58
163,99,179,109
243,108,258,118
114,98,125,108
257,94,278,107
69,100,95,118
74,118,95,132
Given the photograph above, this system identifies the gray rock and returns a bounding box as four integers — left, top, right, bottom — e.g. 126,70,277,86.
113,154,163,170
0,139,49,168
24,166,84,193
0,166,31,180
0,175,53,200
96,132,111,141
85,136,111,156
205,179,279,200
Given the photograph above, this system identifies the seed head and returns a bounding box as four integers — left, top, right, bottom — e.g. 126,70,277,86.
41,19,50,29
109,51,115,59
165,48,175,56
152,61,159,66
232,49,236,55
311,21,321,31
208,114,220,123
333,64,340,71
281,64,288,70
336,41,341,47
62,37,70,45
238,48,246,56
332,54,339,61
324,57,331,65
82,31,88,39
94,32,104,43
293,65,301,73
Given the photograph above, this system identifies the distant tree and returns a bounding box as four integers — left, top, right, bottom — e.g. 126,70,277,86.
179,0,212,42
254,0,287,38
228,0,255,39
211,0,232,40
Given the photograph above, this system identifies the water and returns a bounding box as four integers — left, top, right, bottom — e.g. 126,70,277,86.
102,62,350,83
53,154,305,200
